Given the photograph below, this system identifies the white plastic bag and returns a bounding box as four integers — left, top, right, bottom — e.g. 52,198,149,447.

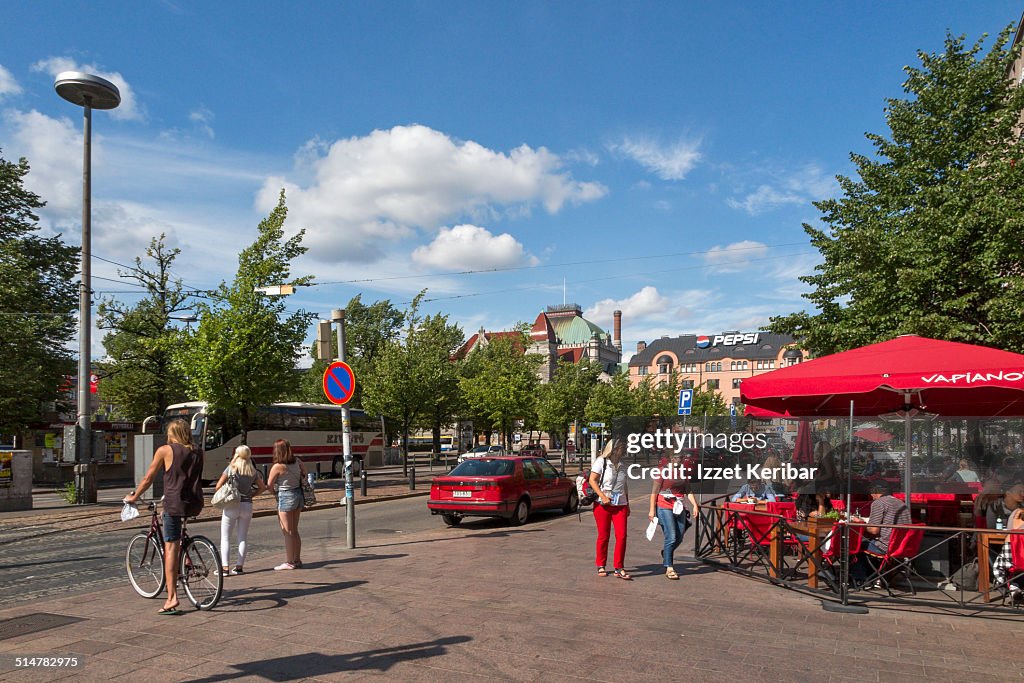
120,503,139,522
672,498,686,516
645,518,660,541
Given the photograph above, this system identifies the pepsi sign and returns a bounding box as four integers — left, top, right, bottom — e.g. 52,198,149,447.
696,332,761,348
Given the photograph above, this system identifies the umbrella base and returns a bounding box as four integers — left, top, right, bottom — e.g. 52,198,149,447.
820,599,869,614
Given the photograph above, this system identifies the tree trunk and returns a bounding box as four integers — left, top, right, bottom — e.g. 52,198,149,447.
401,414,410,477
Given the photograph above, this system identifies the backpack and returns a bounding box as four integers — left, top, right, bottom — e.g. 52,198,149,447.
576,458,608,507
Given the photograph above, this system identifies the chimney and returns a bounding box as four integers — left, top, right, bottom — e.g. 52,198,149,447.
637,340,647,353
613,310,622,351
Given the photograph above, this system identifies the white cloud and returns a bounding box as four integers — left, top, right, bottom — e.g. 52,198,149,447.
608,134,701,180
32,57,143,122
0,65,22,98
727,163,837,215
4,109,83,217
188,105,214,139
703,240,770,273
587,286,673,324
258,124,607,263
411,224,537,270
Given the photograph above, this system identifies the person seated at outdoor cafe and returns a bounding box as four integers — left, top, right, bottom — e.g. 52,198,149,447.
983,481,1024,529
947,459,980,484
794,482,832,521
730,478,778,503
854,480,911,555
861,453,881,478
992,504,1024,603
939,456,958,480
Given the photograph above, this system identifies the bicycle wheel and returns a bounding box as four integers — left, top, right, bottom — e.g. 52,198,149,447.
180,535,222,610
125,533,165,598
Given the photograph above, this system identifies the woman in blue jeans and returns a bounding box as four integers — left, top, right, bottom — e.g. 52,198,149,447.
648,451,699,579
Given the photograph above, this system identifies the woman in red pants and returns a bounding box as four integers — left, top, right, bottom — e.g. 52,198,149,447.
589,439,631,579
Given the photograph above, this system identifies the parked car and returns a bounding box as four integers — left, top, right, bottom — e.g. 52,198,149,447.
457,444,505,463
519,443,547,458
428,456,578,526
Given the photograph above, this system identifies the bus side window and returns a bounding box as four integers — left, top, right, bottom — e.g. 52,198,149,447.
205,427,224,451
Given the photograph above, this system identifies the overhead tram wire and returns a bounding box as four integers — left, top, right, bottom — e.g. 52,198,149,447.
398,250,817,305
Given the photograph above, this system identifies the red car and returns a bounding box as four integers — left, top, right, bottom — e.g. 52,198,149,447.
428,456,578,526
519,443,547,457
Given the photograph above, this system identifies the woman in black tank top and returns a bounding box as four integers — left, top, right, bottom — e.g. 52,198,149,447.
124,419,204,615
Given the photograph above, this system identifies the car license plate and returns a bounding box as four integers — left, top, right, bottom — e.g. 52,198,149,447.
452,490,472,498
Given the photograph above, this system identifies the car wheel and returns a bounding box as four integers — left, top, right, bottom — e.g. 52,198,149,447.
441,513,462,527
510,498,530,526
563,489,579,514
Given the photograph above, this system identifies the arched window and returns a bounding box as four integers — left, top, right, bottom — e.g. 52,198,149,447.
657,355,673,375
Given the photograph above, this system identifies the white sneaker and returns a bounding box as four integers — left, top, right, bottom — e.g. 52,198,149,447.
274,562,295,571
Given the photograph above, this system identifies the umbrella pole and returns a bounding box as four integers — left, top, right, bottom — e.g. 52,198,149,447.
823,400,869,614
904,392,912,506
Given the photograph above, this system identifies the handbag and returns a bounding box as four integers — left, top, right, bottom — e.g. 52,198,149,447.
212,471,241,508
300,478,317,508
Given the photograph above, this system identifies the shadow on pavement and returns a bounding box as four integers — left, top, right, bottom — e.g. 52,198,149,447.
296,553,408,570
214,580,368,612
0,556,107,570
187,635,474,681
631,560,718,578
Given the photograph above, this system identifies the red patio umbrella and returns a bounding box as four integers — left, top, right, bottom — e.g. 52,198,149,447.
742,335,1024,502
852,427,894,444
791,419,814,466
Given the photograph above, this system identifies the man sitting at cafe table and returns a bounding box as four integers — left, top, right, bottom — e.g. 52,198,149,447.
854,480,911,556
730,478,778,503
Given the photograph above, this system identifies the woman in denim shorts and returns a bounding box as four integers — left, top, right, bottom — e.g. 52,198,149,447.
266,439,306,570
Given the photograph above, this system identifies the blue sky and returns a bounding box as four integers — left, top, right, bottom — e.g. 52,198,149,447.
2,1,1021,364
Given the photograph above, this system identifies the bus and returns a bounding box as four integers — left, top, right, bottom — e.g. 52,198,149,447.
145,402,385,482
405,434,455,453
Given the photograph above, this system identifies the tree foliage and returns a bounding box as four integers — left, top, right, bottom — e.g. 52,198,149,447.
296,294,404,405
771,27,1024,355
0,152,78,434
459,332,542,449
535,359,602,443
585,371,634,427
175,191,314,439
96,234,191,420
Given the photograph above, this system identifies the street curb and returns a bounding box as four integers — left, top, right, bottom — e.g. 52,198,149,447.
245,490,429,520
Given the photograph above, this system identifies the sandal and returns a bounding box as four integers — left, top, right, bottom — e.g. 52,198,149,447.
613,569,632,580
666,567,679,580
597,566,608,576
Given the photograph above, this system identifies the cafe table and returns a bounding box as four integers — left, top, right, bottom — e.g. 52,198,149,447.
781,517,836,588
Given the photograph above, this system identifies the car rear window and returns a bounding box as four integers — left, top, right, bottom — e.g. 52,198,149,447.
450,459,514,477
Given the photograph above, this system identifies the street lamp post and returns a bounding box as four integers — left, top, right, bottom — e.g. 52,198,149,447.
55,72,120,503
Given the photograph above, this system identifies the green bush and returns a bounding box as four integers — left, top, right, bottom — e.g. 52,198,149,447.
59,482,76,504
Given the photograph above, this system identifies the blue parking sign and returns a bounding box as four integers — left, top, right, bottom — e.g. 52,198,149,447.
678,390,692,416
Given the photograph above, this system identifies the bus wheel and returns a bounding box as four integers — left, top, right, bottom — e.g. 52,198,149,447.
332,456,361,478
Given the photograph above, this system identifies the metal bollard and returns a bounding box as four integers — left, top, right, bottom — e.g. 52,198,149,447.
360,468,367,496
409,467,416,490
263,464,269,481
316,462,321,479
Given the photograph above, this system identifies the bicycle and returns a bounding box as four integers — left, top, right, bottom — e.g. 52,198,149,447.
124,501,223,610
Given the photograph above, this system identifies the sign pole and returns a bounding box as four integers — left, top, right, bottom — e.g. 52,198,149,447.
332,308,355,549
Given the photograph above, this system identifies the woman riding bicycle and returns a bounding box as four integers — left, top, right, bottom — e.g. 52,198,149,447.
124,418,204,615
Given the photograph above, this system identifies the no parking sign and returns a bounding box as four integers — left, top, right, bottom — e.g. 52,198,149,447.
323,361,356,405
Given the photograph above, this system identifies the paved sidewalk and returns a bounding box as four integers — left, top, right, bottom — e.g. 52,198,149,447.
0,502,1021,682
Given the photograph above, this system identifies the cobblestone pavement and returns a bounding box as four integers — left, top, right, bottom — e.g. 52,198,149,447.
0,496,1021,683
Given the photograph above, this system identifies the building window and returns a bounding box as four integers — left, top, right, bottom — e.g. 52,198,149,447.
730,361,736,371
657,355,673,375
638,366,648,376
732,378,742,389
715,362,722,372
707,379,720,390
682,379,694,389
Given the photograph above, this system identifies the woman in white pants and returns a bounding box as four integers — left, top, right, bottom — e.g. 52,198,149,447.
214,445,266,575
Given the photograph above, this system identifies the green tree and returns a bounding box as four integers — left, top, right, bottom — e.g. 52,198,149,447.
0,152,78,435
175,191,314,441
96,234,191,420
459,332,542,449
692,384,729,417
585,371,635,427
771,27,1024,355
413,312,465,454
296,294,404,405
535,359,602,446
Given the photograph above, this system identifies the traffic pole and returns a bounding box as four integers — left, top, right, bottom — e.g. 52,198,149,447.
332,308,356,549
